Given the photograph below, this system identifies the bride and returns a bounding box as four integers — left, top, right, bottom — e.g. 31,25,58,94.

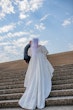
18,38,54,109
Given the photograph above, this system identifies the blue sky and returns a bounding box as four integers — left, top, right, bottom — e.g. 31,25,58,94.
0,0,73,63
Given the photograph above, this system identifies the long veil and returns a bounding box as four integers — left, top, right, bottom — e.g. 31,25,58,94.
31,38,38,57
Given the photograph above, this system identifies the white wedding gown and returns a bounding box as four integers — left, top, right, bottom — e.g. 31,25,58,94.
18,45,54,109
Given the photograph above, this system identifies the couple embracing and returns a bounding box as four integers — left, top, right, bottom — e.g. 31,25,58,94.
18,38,54,110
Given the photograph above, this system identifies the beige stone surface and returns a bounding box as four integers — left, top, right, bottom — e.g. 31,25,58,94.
48,51,73,66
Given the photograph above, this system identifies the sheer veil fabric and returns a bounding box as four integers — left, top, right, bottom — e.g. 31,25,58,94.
18,38,54,109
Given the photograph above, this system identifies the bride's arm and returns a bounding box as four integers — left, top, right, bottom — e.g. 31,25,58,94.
41,46,49,55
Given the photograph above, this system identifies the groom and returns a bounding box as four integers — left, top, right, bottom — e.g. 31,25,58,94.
24,41,32,63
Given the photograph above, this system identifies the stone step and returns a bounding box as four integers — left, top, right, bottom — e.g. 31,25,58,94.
0,73,25,78
0,89,73,100
0,70,24,74
54,64,73,70
0,73,25,79
54,71,73,75
0,75,25,80
50,89,73,97
0,70,25,75
0,67,73,77
0,81,24,86
0,74,73,83
0,78,73,86
0,69,73,78
0,64,72,73
54,68,73,73
0,108,22,110
0,83,73,90
0,72,73,81
0,83,73,96
54,65,73,70
52,74,73,80
0,84,24,89
45,96,73,106
0,78,25,83
0,100,18,108
0,96,73,108
52,79,73,85
53,71,73,77
54,70,73,74
0,71,25,76
1,106,73,110
0,68,72,75
0,93,22,100
0,88,25,94
52,83,73,90
0,66,73,76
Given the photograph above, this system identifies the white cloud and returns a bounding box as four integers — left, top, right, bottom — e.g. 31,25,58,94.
4,45,18,55
0,0,44,20
26,20,32,26
30,0,43,11
7,31,29,38
0,0,15,19
62,16,73,27
0,24,15,34
13,37,28,48
19,13,29,19
16,0,30,12
35,23,46,31
62,20,71,26
0,31,30,41
0,53,10,63
15,0,44,19
0,36,3,41
16,0,43,12
17,21,23,25
39,40,48,45
40,14,50,21
0,13,5,19
0,42,10,46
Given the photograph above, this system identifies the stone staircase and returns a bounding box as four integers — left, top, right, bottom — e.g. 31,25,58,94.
0,63,73,109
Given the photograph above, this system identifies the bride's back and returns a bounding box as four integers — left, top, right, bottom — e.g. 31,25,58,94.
28,45,48,57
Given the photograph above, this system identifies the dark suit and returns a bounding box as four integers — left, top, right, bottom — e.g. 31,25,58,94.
24,43,31,63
